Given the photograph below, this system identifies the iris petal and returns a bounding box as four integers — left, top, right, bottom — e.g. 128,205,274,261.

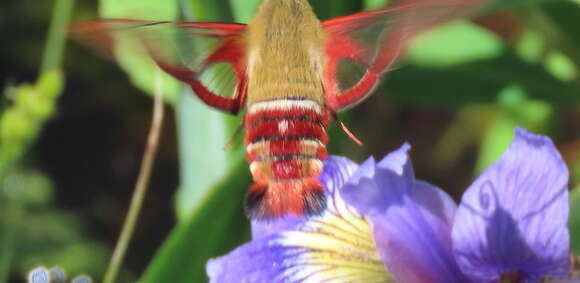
207,185,390,283
341,144,469,283
376,143,413,177
251,216,303,240
552,277,580,283
452,127,570,281
318,156,360,192
209,156,392,283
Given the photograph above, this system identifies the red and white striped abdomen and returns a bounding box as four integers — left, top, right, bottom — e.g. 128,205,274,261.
244,98,330,219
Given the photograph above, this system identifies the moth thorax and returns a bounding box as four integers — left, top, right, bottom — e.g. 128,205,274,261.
245,0,325,104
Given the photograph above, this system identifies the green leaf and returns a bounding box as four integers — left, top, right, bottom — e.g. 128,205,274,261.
141,156,251,283
0,168,111,283
173,0,253,221
474,85,552,173
570,185,580,254
544,51,578,82
310,0,362,20
229,0,261,22
544,0,580,46
2,170,54,206
99,0,181,103
432,105,498,171
486,0,569,11
186,0,233,21
524,4,580,79
383,51,580,108
100,0,178,19
143,1,257,279
475,114,518,174
174,90,242,221
364,0,389,10
407,20,502,68
516,29,545,63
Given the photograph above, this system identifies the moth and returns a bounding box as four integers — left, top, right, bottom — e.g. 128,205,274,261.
71,0,481,220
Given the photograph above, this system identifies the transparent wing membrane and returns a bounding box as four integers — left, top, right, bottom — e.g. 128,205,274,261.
70,20,247,113
322,0,486,111
198,62,237,100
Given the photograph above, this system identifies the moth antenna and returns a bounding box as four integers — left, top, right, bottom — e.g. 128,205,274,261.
223,123,244,150
332,112,363,146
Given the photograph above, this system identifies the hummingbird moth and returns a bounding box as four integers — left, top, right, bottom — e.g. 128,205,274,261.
70,0,482,220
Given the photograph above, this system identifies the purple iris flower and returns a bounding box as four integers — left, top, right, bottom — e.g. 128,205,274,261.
207,127,572,283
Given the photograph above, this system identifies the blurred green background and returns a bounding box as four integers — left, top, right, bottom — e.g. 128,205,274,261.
1,0,580,282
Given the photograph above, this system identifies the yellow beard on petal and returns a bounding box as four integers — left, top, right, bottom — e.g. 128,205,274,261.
274,191,393,282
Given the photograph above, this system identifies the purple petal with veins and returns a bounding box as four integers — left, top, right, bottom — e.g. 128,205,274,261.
452,127,570,282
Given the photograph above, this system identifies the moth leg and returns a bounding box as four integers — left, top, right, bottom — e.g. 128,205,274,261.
331,111,363,146
223,119,245,150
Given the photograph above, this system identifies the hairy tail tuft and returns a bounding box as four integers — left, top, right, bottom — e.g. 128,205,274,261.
245,179,326,220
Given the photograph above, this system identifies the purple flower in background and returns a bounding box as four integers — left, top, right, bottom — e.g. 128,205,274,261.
207,127,572,283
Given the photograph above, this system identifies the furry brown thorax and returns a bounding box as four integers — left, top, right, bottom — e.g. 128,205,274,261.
245,0,326,105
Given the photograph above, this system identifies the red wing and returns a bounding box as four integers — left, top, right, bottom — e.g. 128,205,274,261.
322,0,485,112
70,20,248,114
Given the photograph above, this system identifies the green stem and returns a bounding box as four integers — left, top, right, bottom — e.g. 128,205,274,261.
40,0,75,73
0,195,22,283
0,0,73,280
102,77,165,283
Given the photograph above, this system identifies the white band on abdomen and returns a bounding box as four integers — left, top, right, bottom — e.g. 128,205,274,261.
248,99,323,115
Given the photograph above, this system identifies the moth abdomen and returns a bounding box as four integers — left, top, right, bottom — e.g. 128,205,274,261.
244,98,329,219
